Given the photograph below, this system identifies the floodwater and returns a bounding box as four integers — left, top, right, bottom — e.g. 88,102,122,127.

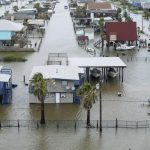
0,128,150,150
0,0,149,121
0,0,150,149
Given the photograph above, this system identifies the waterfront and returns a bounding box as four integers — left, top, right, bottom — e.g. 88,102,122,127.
0,0,150,149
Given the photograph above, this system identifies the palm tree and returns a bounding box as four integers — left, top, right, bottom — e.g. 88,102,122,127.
78,82,97,127
31,73,47,124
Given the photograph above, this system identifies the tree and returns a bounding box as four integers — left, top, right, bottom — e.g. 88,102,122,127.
31,73,47,124
116,8,122,21
34,3,42,13
75,6,86,18
99,17,105,51
143,10,150,20
13,6,18,12
123,11,132,22
123,11,128,21
78,82,97,127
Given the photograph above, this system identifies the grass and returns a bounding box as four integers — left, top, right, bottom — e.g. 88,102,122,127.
2,55,27,62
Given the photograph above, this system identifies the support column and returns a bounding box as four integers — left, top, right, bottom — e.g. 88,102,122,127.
119,68,121,81
86,67,90,82
122,67,124,82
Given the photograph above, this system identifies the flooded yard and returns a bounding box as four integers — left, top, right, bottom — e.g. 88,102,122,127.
0,0,150,149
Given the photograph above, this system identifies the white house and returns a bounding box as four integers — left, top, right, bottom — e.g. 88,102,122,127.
29,65,84,104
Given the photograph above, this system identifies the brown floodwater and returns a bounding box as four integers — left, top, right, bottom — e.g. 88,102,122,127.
0,0,150,149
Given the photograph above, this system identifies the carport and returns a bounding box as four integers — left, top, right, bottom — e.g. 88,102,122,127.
68,57,127,82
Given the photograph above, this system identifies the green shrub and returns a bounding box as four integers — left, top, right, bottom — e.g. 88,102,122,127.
3,55,27,62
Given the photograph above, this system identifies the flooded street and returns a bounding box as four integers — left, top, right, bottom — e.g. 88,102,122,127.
0,0,150,149
0,0,149,121
1,128,150,150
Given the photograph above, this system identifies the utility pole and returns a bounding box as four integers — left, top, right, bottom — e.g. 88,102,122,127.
142,15,143,32
99,78,102,132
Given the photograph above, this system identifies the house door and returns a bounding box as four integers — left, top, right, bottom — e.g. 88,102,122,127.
0,95,3,104
56,93,60,103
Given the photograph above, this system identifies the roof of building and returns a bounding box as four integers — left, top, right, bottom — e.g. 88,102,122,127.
0,19,24,32
0,74,11,82
78,0,94,3
29,65,84,81
142,2,150,9
105,22,137,41
27,19,45,26
87,2,112,10
68,57,126,68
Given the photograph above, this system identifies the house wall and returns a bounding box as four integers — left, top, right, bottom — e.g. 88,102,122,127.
29,92,73,103
29,80,76,103
13,13,36,20
47,80,75,93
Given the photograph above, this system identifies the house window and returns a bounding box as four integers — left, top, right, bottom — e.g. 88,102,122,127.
46,93,49,98
60,93,66,98
50,92,55,97
61,80,68,87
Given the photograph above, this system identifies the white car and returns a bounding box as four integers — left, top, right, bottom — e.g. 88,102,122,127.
86,47,95,54
116,43,136,51
64,6,68,9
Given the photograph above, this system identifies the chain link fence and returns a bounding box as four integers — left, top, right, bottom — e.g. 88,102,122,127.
1,120,150,129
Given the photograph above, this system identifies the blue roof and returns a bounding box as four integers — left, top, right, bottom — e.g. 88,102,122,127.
0,31,11,40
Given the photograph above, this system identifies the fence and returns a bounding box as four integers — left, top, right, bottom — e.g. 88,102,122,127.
1,120,150,129
121,57,150,62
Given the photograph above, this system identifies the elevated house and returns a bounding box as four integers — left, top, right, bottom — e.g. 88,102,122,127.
141,2,150,10
86,2,117,20
105,22,137,46
77,0,94,7
29,65,84,104
128,0,150,9
13,8,37,20
0,66,12,104
128,0,142,8
0,19,25,47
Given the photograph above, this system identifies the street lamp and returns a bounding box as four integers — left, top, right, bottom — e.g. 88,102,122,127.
96,77,103,132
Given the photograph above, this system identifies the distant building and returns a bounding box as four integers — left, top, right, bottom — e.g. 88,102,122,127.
142,2,150,10
13,8,37,20
86,2,117,19
77,0,94,7
0,19,24,47
128,0,150,8
29,65,84,104
105,22,137,42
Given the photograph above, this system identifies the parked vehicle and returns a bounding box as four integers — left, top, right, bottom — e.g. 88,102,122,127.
107,68,119,78
86,47,96,54
116,43,136,51
90,68,101,78
64,5,68,9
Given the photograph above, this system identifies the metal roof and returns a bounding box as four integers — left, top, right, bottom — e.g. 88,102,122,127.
27,19,45,26
0,74,11,82
68,57,127,68
0,19,24,32
29,65,84,81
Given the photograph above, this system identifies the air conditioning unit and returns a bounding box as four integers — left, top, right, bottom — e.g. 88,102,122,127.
66,86,70,90
71,86,75,91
